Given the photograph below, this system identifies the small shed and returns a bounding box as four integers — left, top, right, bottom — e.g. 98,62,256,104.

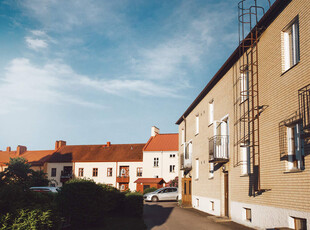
134,178,166,193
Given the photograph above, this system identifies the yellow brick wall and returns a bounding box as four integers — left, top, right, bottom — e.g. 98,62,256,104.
178,0,310,215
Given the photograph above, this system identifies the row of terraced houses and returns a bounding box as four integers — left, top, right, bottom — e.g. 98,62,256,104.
0,0,309,229
0,127,179,193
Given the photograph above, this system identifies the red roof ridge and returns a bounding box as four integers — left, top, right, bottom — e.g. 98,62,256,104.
142,136,154,152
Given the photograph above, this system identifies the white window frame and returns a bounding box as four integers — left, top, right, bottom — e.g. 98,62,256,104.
209,162,214,179
283,16,300,72
154,157,159,167
209,100,214,125
181,129,185,145
240,72,249,103
195,115,199,135
286,123,304,171
169,165,175,173
195,159,199,180
241,144,249,175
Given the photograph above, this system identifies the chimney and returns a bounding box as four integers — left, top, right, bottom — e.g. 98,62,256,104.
55,141,59,150
55,140,66,150
6,147,11,152
151,126,160,137
107,142,111,147
16,145,27,156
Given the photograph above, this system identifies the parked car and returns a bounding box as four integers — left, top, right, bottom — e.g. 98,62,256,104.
144,187,178,202
29,187,59,193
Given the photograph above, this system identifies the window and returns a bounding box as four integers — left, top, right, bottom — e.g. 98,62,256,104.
292,217,307,230
283,17,300,72
244,208,252,222
210,201,214,211
195,159,199,179
209,163,214,179
120,184,125,191
137,167,142,177
287,123,304,171
195,115,199,135
107,168,112,177
241,144,249,175
154,158,159,167
92,168,98,177
169,165,175,173
209,100,214,124
78,168,84,177
170,154,176,158
51,168,56,177
240,72,249,103
182,129,185,145
184,141,192,160
196,198,199,207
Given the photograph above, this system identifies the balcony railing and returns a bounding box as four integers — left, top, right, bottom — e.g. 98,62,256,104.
299,83,310,131
116,176,130,183
60,171,72,183
209,135,229,163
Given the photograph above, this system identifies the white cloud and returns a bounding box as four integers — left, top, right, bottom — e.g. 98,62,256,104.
30,30,46,37
0,58,186,114
25,37,48,50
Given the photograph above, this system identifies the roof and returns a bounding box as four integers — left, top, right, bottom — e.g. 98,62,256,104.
134,178,166,184
176,0,292,125
47,143,145,163
143,134,178,152
0,150,54,166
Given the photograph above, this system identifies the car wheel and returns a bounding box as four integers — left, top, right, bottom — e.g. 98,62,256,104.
152,196,159,202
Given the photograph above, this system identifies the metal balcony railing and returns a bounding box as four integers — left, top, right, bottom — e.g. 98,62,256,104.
209,135,229,163
299,83,310,131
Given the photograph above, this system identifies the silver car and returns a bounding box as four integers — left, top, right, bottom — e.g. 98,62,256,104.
144,187,178,202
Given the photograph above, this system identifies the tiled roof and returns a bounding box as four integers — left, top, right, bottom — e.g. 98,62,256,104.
143,134,178,152
47,143,145,163
0,150,54,166
134,178,166,184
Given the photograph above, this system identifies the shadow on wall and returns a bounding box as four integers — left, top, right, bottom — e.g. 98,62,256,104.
143,203,174,229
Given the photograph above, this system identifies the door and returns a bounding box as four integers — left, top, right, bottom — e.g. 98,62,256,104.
224,173,229,217
182,178,192,206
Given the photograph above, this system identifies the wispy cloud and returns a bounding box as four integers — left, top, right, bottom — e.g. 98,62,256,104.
25,37,48,50
0,58,187,114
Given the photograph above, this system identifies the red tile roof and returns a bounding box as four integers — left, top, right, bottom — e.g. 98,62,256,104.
47,143,145,163
143,134,178,152
0,150,54,166
134,178,166,184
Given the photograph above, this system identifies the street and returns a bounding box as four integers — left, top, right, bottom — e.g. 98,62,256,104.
143,202,253,230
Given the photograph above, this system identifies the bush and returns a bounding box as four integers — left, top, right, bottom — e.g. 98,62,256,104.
143,187,157,195
121,193,144,218
0,209,61,230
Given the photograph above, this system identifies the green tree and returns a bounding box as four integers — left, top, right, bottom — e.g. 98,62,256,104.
0,157,49,189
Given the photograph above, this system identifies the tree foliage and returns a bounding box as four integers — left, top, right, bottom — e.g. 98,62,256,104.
0,157,49,189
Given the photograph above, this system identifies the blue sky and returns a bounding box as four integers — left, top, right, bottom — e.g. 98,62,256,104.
0,0,273,150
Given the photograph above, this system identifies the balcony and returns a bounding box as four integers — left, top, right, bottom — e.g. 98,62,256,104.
60,171,72,183
209,135,229,163
182,142,192,170
116,176,130,183
299,83,310,131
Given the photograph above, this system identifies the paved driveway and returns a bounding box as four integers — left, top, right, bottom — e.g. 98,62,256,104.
143,202,253,230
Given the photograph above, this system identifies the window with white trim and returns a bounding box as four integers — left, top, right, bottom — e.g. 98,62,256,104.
170,154,176,158
209,162,214,179
154,157,159,167
78,168,84,177
169,165,175,173
136,167,142,177
241,144,249,175
107,168,112,177
195,115,199,135
283,16,300,72
286,123,304,171
240,72,249,103
182,129,185,145
209,101,214,124
195,159,199,179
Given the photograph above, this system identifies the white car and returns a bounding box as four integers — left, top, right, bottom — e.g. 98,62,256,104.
144,187,178,202
30,187,59,193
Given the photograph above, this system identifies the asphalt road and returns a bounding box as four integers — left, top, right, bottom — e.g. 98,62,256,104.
143,201,254,230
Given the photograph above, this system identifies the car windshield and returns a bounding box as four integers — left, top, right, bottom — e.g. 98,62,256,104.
154,188,164,193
